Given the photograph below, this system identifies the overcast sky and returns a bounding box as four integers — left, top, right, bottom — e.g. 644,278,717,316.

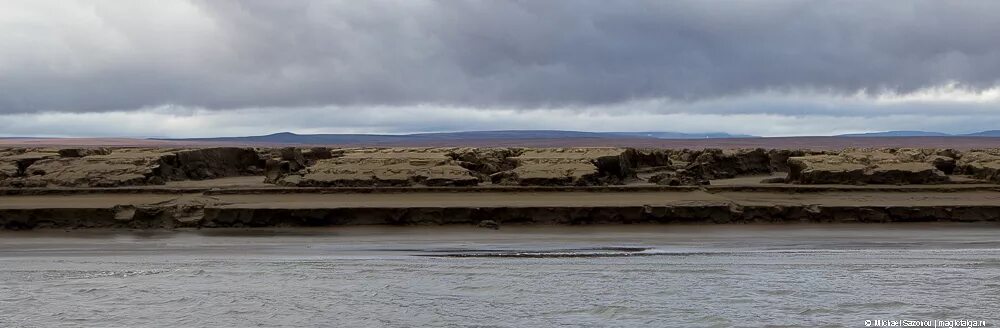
2,0,1000,137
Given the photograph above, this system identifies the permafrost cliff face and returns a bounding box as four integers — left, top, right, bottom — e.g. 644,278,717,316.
3,146,1000,229
0,147,262,187
4,146,1000,187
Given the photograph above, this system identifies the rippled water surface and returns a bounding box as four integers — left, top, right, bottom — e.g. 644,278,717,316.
2,224,1000,327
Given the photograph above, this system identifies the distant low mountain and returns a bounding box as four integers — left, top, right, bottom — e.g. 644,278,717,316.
156,130,758,145
412,130,637,140
838,130,1000,137
837,131,952,137
151,129,1000,146
964,130,1000,137
611,132,757,139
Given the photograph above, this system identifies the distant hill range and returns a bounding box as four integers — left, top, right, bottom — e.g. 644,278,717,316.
153,129,1000,146
837,130,1000,137
6,130,1000,148
157,130,758,145
965,130,1000,137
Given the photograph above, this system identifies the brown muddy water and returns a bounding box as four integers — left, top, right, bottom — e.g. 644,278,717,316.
2,224,999,327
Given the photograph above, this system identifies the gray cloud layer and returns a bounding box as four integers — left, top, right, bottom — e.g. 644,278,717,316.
3,0,1000,114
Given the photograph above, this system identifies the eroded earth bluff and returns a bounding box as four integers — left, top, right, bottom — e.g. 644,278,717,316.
5,147,1000,187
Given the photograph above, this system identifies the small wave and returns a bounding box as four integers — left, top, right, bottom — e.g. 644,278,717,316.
414,246,972,258
798,308,835,315
418,247,654,258
544,305,656,319
452,285,500,292
91,270,165,278
838,301,909,309
418,246,761,258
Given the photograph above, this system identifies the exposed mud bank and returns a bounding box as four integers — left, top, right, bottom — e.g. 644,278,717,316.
4,203,999,230
3,184,1000,196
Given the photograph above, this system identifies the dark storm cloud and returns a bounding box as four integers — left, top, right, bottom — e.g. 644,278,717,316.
1,0,1000,114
